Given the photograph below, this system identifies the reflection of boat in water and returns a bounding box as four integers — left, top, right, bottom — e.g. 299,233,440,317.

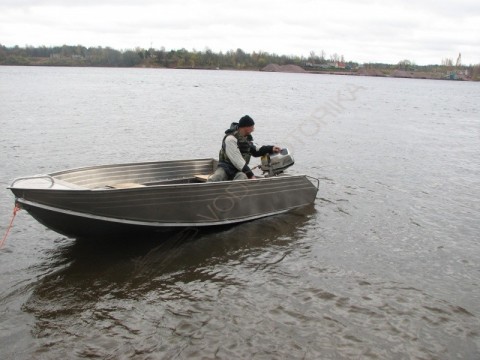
17,205,315,359
9,156,319,238
20,205,315,340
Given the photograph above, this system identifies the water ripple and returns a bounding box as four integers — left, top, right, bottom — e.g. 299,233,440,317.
1,68,479,359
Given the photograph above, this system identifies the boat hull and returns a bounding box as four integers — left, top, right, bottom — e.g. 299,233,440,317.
9,159,319,238
16,198,296,238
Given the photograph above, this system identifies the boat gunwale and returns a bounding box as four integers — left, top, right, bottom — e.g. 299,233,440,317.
50,157,216,177
10,170,317,193
9,174,316,194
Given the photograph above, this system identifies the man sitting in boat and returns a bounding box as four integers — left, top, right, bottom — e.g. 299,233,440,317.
208,115,281,181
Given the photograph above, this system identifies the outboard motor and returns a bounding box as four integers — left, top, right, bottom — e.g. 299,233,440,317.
260,148,295,177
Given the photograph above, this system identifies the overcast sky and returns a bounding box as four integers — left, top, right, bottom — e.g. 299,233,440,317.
1,0,479,65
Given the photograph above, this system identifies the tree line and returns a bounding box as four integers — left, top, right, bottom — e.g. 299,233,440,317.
0,44,356,69
1,44,478,80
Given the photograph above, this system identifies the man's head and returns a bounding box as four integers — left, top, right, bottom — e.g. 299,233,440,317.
238,115,255,136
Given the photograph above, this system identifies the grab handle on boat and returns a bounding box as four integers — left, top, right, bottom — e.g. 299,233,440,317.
10,175,55,188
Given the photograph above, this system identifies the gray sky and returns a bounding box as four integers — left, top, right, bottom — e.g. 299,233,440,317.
1,0,479,65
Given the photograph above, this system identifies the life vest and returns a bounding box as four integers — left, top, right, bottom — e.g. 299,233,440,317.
219,130,253,165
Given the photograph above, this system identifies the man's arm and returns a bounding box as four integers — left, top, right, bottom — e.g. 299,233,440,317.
250,144,281,157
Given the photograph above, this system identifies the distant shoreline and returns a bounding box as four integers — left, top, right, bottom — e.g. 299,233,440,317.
257,63,473,81
2,44,478,81
1,62,474,82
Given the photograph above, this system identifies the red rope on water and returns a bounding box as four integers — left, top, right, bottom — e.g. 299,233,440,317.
0,204,21,249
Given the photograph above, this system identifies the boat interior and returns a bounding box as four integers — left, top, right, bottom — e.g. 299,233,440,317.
10,158,218,190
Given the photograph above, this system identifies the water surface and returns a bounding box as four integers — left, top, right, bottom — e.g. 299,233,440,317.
1,66,479,359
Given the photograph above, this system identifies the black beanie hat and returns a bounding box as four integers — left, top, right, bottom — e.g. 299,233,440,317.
238,115,255,128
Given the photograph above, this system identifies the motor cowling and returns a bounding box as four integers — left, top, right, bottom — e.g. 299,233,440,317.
260,148,295,176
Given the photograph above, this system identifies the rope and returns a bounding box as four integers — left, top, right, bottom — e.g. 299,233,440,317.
0,204,21,249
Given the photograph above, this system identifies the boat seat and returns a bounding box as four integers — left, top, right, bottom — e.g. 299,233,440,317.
194,174,211,182
108,182,146,189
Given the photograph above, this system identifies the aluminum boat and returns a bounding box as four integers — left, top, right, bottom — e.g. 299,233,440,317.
8,156,318,238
